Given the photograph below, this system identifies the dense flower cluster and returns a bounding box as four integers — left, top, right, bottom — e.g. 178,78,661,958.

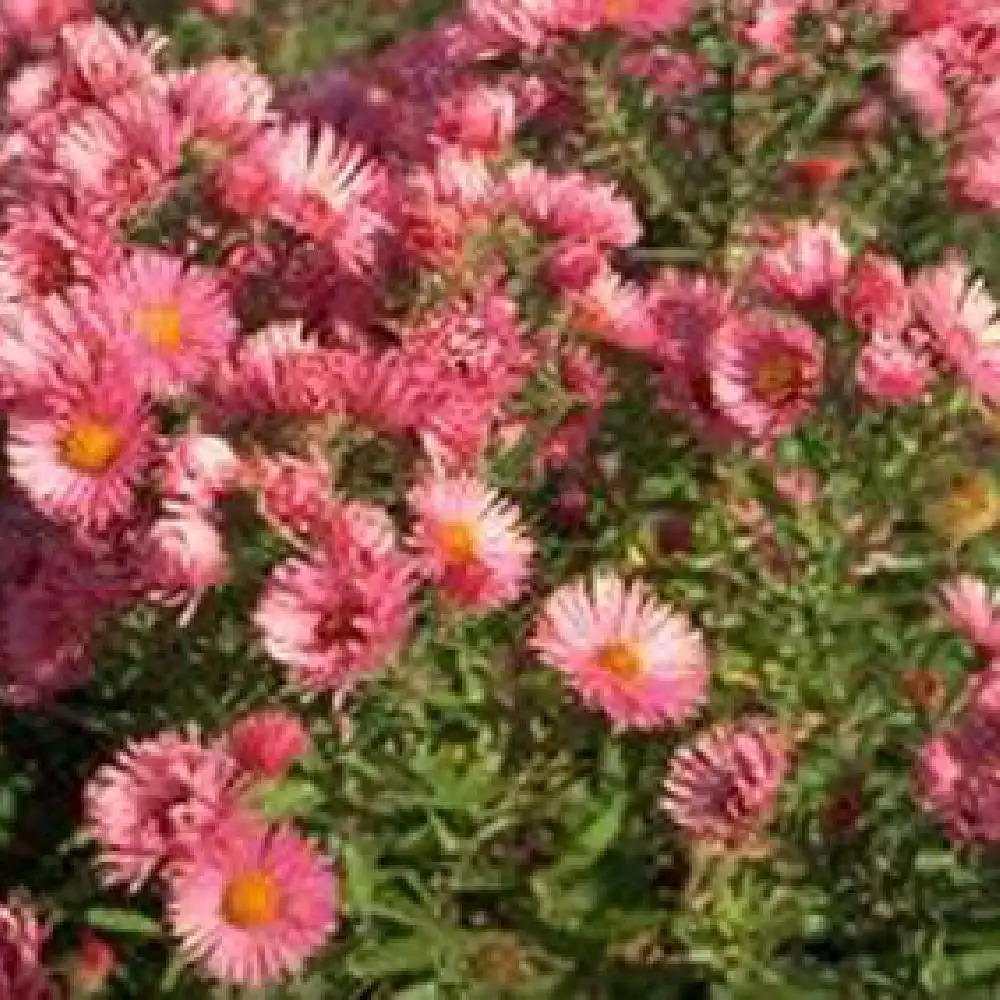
3,0,1000,993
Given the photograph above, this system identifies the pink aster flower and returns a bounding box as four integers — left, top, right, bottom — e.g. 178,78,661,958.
855,330,934,403
910,255,1000,403
0,899,57,1000
166,817,337,986
57,18,162,103
251,452,335,541
173,58,274,150
161,432,240,509
568,269,656,351
227,710,310,780
271,123,386,273
213,127,284,218
891,36,949,135
408,474,534,611
1,0,91,44
256,502,414,693
917,706,1000,843
662,717,788,847
836,250,911,336
710,313,823,440
940,574,1000,656
101,250,237,396
435,81,517,153
4,61,60,124
753,219,849,306
140,505,229,602
531,572,708,729
504,162,642,248
6,339,154,535
83,730,247,891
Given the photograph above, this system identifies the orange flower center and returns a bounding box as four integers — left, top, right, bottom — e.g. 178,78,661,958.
60,420,122,475
220,870,281,928
597,640,644,679
752,351,801,406
605,0,635,16
438,520,479,565
135,302,183,353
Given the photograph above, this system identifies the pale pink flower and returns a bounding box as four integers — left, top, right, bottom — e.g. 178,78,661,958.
0,899,57,1000
213,127,284,218
141,505,229,601
271,123,386,273
855,331,934,403
4,61,60,124
102,250,237,396
227,710,310,780
252,452,334,541
891,36,949,135
910,256,1000,403
662,718,788,847
710,313,823,440
544,240,606,292
408,474,534,611
504,162,642,248
1,0,90,43
435,81,517,153
568,269,656,351
161,432,240,509
940,575,1000,656
531,572,708,729
6,339,154,535
256,503,414,693
84,731,247,891
836,250,910,336
917,706,1000,842
173,58,273,149
57,18,162,102
753,219,849,305
166,816,336,986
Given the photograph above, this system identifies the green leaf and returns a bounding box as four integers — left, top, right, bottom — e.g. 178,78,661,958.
84,907,162,936
253,777,326,820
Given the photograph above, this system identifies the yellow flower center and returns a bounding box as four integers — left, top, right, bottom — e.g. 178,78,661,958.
597,640,645,680
220,870,281,928
60,420,122,475
438,520,479,565
135,302,183,353
753,351,801,405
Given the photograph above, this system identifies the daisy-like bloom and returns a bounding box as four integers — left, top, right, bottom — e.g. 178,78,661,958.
891,36,949,135
0,899,57,1000
435,81,517,154
227,710,310,780
165,816,337,986
917,704,1000,842
213,127,285,219
836,250,911,337
662,718,788,848
83,730,247,891
53,94,183,218
161,432,240,509
927,471,1000,546
544,239,606,292
4,61,60,124
211,321,347,422
271,123,386,274
753,219,849,306
140,505,229,602
940,574,1000,655
710,313,823,440
57,18,162,102
408,474,534,611
568,269,657,351
911,255,1000,403
251,452,335,541
102,250,237,396
601,0,695,35
1,0,90,44
531,572,708,729
648,268,736,438
256,502,414,693
6,340,154,535
855,331,934,403
504,162,642,249
173,58,274,150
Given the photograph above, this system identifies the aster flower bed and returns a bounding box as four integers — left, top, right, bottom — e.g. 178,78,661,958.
7,0,1000,996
